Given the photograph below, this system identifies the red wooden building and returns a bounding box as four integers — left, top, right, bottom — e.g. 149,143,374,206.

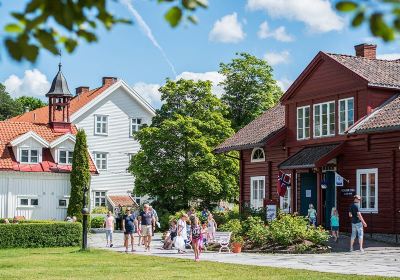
215,44,400,236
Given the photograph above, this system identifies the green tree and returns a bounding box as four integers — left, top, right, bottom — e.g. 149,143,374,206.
3,0,207,62
219,52,282,131
67,129,90,222
129,79,239,211
15,96,47,112
336,0,400,42
0,83,23,120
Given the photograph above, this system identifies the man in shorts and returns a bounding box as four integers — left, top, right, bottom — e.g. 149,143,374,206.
349,195,367,252
138,204,155,252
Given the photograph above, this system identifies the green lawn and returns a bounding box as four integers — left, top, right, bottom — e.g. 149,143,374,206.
0,247,394,280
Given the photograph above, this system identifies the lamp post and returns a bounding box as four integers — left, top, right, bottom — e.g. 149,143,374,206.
81,185,89,250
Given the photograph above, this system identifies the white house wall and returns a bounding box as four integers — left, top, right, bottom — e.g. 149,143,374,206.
0,172,71,220
73,86,154,207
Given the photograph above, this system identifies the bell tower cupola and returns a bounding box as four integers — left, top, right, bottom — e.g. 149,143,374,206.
46,63,73,132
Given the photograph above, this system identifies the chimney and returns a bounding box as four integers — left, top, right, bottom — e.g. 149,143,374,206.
354,43,377,59
102,77,118,86
75,86,89,96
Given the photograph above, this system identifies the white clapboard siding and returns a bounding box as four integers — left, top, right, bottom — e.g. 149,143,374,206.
0,172,70,220
73,85,154,207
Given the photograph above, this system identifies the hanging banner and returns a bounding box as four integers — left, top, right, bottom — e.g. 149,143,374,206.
335,172,344,187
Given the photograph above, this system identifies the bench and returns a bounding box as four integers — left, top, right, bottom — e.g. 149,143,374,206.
214,231,232,253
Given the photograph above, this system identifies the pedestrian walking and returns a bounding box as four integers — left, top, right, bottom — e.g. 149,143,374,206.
176,213,188,253
138,204,155,252
149,205,159,235
191,216,202,262
349,195,367,252
207,213,217,242
307,204,317,228
104,211,115,247
122,208,138,253
330,207,340,242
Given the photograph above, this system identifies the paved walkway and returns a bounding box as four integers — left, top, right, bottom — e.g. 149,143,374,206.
89,232,400,278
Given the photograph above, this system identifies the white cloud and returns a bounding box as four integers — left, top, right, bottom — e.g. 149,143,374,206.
176,71,225,97
4,69,50,98
377,53,400,60
209,13,246,43
133,82,162,108
264,50,290,66
276,77,293,91
257,21,294,42
247,0,344,33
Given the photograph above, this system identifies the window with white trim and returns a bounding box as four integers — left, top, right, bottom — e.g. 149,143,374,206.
95,115,108,135
59,150,73,164
130,118,143,135
58,196,70,208
297,106,310,140
94,152,107,170
94,191,106,207
357,168,378,212
280,187,291,213
339,97,354,134
251,148,265,163
314,101,335,137
18,197,39,207
20,149,39,163
250,176,265,209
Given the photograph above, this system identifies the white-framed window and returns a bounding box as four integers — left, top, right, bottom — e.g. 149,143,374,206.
250,176,265,209
94,191,107,207
18,196,39,208
59,150,73,164
297,106,310,140
280,187,291,213
94,152,108,170
356,168,378,212
95,115,108,135
20,149,39,164
130,118,143,135
339,97,354,134
251,148,265,163
58,196,70,208
314,101,335,137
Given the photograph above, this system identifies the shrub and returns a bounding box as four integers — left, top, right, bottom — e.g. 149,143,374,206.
241,216,264,234
0,222,82,248
91,207,108,214
246,222,269,247
90,216,105,228
218,219,242,235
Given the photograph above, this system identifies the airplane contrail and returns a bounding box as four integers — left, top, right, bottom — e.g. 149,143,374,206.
121,0,177,78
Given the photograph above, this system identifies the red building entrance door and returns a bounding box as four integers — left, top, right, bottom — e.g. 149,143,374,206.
300,173,317,217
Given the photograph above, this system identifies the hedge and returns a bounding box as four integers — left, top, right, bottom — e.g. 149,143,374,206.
0,222,82,248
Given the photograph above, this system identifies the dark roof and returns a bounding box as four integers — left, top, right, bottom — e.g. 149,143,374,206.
348,94,400,134
326,53,400,89
46,63,72,97
214,105,285,153
279,143,342,170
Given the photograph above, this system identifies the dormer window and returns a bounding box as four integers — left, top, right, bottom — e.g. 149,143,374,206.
251,148,265,163
59,150,73,164
20,149,39,164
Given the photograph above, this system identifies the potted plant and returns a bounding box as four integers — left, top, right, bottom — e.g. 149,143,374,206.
231,235,244,253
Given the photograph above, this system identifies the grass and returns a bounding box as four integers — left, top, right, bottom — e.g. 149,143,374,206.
0,247,394,280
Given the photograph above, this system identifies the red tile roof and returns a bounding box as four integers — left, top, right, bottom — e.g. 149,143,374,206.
8,84,112,124
348,94,400,134
0,121,97,173
107,195,138,207
326,53,400,89
214,104,285,153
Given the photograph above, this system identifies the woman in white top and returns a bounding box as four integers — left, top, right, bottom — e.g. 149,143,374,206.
207,213,217,242
176,214,188,253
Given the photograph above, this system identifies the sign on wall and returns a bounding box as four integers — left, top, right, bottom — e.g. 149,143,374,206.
264,199,277,222
341,188,356,197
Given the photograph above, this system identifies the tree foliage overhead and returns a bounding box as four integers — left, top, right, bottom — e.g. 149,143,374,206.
3,0,207,63
67,129,90,222
129,79,239,211
336,0,400,42
0,83,23,121
219,52,282,131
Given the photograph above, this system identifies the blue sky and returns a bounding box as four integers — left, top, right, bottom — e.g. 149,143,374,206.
1,0,399,108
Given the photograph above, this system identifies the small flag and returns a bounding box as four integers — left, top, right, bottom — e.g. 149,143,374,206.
277,171,291,197
335,172,344,187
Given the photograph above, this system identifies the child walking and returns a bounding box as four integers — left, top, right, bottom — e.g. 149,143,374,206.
191,216,202,262
307,204,317,228
331,207,340,242
103,211,115,247
207,213,217,242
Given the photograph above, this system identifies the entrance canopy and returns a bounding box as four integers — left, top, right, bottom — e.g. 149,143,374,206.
279,143,343,170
